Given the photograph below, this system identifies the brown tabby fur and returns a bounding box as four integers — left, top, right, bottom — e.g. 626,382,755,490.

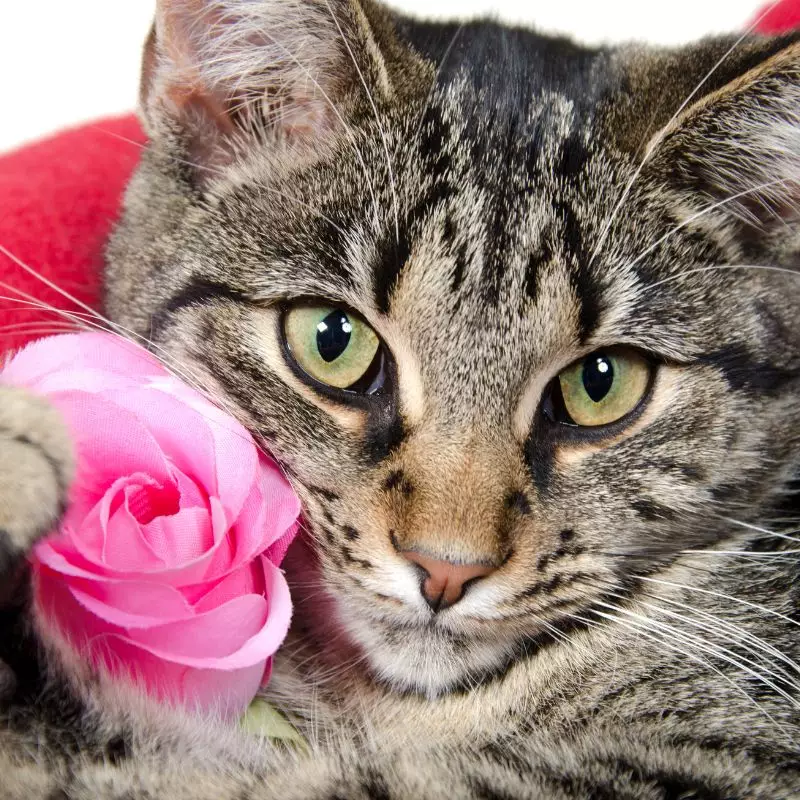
1,1,800,797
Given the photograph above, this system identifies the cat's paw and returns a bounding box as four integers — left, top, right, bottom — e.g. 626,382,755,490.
0,386,72,584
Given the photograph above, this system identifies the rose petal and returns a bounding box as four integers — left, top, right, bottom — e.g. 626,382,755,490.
35,568,264,719
73,474,170,570
174,469,208,511
189,560,264,613
38,496,234,585
227,463,301,567
51,392,174,511
106,384,258,524
3,333,164,389
124,594,269,661
90,637,266,719
68,580,194,628
140,507,215,566
119,559,291,669
265,520,300,567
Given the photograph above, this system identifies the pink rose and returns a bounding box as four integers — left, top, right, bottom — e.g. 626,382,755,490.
2,333,300,718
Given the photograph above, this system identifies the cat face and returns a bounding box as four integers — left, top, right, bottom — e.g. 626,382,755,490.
107,1,800,695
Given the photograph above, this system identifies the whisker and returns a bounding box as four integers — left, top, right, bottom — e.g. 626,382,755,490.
92,126,351,237
635,587,800,681
720,516,800,545
322,0,400,244
582,576,800,694
639,574,800,630
411,22,465,145
624,176,799,274
593,599,800,709
0,247,289,466
563,608,789,734
642,263,800,293
587,7,774,270
680,549,800,557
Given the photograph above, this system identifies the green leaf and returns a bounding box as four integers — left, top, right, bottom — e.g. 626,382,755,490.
241,697,307,749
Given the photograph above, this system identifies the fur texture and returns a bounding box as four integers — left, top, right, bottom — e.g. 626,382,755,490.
1,1,800,797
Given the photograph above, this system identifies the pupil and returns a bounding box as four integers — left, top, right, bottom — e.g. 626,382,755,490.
583,354,614,403
316,310,352,363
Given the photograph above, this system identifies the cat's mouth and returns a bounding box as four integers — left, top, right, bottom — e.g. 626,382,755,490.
281,534,586,696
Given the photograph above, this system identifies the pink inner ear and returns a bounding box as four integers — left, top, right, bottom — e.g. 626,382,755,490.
143,1,239,137
168,85,238,136
141,0,350,169
278,94,338,141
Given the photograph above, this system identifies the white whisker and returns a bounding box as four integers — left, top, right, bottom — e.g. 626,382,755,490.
624,176,799,274
588,7,773,269
564,609,787,733
640,575,800,630
323,0,400,244
643,263,800,293
721,516,800,545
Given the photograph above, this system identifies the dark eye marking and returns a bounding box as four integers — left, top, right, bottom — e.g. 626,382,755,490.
383,469,414,496
152,278,251,336
524,240,553,302
552,199,602,342
374,106,457,314
341,545,373,570
343,525,361,541
698,343,798,395
504,490,532,516
162,277,251,315
365,412,405,463
306,484,340,502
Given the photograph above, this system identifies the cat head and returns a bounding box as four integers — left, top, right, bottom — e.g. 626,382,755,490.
107,0,800,695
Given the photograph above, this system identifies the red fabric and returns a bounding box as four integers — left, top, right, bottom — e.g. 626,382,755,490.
0,116,145,352
752,0,800,33
0,4,799,353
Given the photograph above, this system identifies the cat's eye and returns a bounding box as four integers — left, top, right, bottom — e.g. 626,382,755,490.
546,348,652,428
282,304,383,393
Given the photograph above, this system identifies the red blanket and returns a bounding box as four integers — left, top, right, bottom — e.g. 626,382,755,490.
1,1,798,352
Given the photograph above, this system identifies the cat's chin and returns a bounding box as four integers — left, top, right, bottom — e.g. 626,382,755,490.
341,612,521,697
282,538,532,696
314,586,536,697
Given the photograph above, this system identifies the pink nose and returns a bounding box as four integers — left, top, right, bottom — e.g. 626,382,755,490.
402,551,495,611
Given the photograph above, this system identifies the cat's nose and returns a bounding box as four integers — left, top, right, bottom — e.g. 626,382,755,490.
402,551,495,611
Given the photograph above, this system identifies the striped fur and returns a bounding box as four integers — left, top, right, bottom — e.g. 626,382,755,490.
1,1,800,796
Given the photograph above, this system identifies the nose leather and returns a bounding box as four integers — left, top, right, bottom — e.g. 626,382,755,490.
402,551,495,611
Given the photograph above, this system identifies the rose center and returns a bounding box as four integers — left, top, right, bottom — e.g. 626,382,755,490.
125,481,180,525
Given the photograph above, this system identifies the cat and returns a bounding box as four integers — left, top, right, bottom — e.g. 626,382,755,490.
1,0,800,797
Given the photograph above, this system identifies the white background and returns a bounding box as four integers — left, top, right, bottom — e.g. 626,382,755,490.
0,1,763,153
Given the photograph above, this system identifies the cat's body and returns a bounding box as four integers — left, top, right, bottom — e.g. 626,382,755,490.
1,1,800,797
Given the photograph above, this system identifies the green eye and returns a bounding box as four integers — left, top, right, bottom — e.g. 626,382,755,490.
283,305,381,391
555,348,651,427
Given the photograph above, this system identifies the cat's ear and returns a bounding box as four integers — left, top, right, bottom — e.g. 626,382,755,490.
140,0,393,173
641,37,800,241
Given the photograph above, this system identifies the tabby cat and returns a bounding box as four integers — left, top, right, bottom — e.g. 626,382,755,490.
1,0,799,797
